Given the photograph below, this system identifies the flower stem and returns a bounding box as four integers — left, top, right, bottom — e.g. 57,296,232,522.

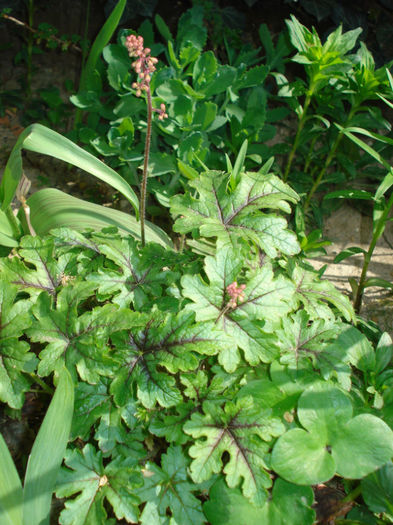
141,89,153,247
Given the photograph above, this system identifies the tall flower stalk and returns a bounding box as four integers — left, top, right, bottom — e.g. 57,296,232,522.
125,34,167,246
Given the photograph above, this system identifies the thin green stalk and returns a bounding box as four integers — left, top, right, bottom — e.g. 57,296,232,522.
303,134,341,212
80,0,91,74
140,89,153,247
353,190,393,313
303,135,318,174
24,372,54,395
5,205,22,239
25,0,34,98
283,89,313,182
303,106,359,213
341,483,362,504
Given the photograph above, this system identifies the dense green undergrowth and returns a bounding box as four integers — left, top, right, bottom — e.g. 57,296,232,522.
1,168,393,524
1,1,393,524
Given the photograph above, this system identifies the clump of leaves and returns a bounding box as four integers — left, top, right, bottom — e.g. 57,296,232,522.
1,163,393,523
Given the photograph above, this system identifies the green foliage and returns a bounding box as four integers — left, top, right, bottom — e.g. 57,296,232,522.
2,6,393,525
0,197,392,522
0,366,74,525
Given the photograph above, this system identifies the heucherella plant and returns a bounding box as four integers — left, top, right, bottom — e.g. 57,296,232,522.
124,33,168,246
2,8,393,525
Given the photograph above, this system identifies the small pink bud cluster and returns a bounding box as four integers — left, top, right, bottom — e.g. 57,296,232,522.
154,103,168,121
226,281,246,308
124,34,167,120
125,34,157,96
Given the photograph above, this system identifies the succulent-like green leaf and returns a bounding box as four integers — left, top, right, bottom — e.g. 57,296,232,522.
136,446,205,525
0,433,23,525
272,382,393,484
24,188,172,248
23,366,74,525
361,461,393,516
0,123,139,214
184,396,285,505
203,477,315,525
0,281,36,408
171,170,300,256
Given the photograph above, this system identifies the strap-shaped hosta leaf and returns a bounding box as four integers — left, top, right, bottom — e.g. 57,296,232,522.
136,446,205,525
182,247,294,371
85,235,179,308
0,281,36,408
170,170,300,256
56,444,142,525
0,235,71,298
184,396,285,505
276,310,344,368
110,310,232,408
27,282,144,381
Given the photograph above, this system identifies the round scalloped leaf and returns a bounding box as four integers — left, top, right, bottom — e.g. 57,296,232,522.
297,381,352,437
203,477,314,525
361,461,393,515
331,414,393,479
203,478,267,525
271,428,335,485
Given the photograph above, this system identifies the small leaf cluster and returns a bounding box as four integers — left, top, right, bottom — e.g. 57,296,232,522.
1,166,393,523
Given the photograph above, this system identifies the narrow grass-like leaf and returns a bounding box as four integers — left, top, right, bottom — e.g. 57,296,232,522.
335,124,391,170
363,277,393,291
0,210,18,247
375,170,393,200
78,0,126,92
23,366,74,525
0,124,139,215
22,188,172,248
0,433,23,525
230,139,248,188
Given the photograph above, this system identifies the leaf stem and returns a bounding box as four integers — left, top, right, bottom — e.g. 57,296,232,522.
25,372,54,395
341,483,362,504
303,105,359,213
283,88,313,182
141,89,153,247
353,189,393,313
